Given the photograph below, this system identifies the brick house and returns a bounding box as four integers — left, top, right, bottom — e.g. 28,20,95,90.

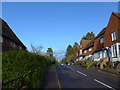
92,27,107,61
104,12,120,61
77,40,91,60
77,12,120,62
0,18,27,52
82,40,94,60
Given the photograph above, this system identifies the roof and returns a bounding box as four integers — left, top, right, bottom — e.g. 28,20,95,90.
112,12,120,17
94,27,106,40
83,40,94,50
80,40,91,48
2,18,27,49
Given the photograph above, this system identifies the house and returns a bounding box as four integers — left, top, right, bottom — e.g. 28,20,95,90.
77,40,91,60
104,12,120,62
92,27,107,61
1,18,27,52
82,40,94,60
77,12,120,62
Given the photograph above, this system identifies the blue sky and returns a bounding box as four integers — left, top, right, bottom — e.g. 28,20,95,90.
2,2,118,61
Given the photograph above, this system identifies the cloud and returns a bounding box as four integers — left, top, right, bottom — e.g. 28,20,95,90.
54,50,66,61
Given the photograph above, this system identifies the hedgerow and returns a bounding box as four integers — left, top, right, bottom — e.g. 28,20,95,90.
2,50,51,88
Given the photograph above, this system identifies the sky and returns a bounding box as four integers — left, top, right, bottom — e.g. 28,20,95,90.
2,2,118,61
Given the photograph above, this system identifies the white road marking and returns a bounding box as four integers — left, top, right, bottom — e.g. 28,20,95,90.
94,79,116,90
77,71,87,76
56,67,61,89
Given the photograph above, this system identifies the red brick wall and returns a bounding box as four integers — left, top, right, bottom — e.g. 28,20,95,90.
104,13,120,47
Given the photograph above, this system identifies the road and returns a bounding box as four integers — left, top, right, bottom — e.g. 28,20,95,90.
41,65,120,89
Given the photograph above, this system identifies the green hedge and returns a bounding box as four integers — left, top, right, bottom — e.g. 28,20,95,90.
2,50,51,88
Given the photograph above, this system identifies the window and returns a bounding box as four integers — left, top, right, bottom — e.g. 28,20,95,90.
84,50,87,53
80,49,82,54
19,46,22,50
111,45,117,57
100,38,104,43
13,43,16,48
0,36,3,43
89,48,92,51
119,45,120,56
94,52,100,59
10,42,16,48
111,32,118,41
10,42,14,47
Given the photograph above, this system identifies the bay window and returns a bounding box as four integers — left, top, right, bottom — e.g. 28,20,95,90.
111,45,117,57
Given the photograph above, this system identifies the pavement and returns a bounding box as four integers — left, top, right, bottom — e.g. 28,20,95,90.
41,65,120,89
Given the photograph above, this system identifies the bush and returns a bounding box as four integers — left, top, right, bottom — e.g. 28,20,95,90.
90,61,99,68
2,50,51,88
114,61,120,68
75,60,84,66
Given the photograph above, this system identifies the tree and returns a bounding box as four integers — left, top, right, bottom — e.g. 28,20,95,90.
65,45,73,57
60,57,69,64
46,48,53,57
73,42,79,60
73,42,78,54
31,44,43,55
82,32,95,40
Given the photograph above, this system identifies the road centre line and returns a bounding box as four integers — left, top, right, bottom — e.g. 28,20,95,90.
56,66,61,89
94,79,116,90
77,70,87,76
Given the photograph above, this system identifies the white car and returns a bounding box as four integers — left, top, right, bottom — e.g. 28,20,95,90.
68,63,70,65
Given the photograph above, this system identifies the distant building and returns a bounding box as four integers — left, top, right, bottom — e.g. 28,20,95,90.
77,40,91,60
0,18,27,52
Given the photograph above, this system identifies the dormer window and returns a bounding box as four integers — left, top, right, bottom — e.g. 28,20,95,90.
100,38,104,43
84,50,87,53
111,32,118,41
89,47,92,51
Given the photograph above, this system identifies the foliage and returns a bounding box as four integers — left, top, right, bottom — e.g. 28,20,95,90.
60,57,67,64
114,61,120,68
46,48,53,57
65,45,73,57
2,50,51,88
90,61,99,68
75,60,84,66
82,32,95,40
73,42,79,59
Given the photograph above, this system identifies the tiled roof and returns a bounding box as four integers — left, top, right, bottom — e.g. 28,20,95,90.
94,27,106,40
2,18,27,49
83,40,94,50
112,12,120,17
80,40,91,48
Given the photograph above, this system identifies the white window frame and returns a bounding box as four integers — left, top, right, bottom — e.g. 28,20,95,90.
84,50,87,53
111,44,117,57
111,32,118,41
80,49,82,55
89,47,92,51
94,52,100,59
119,45,120,56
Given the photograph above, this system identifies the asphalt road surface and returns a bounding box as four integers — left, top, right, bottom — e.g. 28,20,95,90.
41,65,120,89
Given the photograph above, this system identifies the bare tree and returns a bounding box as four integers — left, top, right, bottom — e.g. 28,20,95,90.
31,44,43,55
